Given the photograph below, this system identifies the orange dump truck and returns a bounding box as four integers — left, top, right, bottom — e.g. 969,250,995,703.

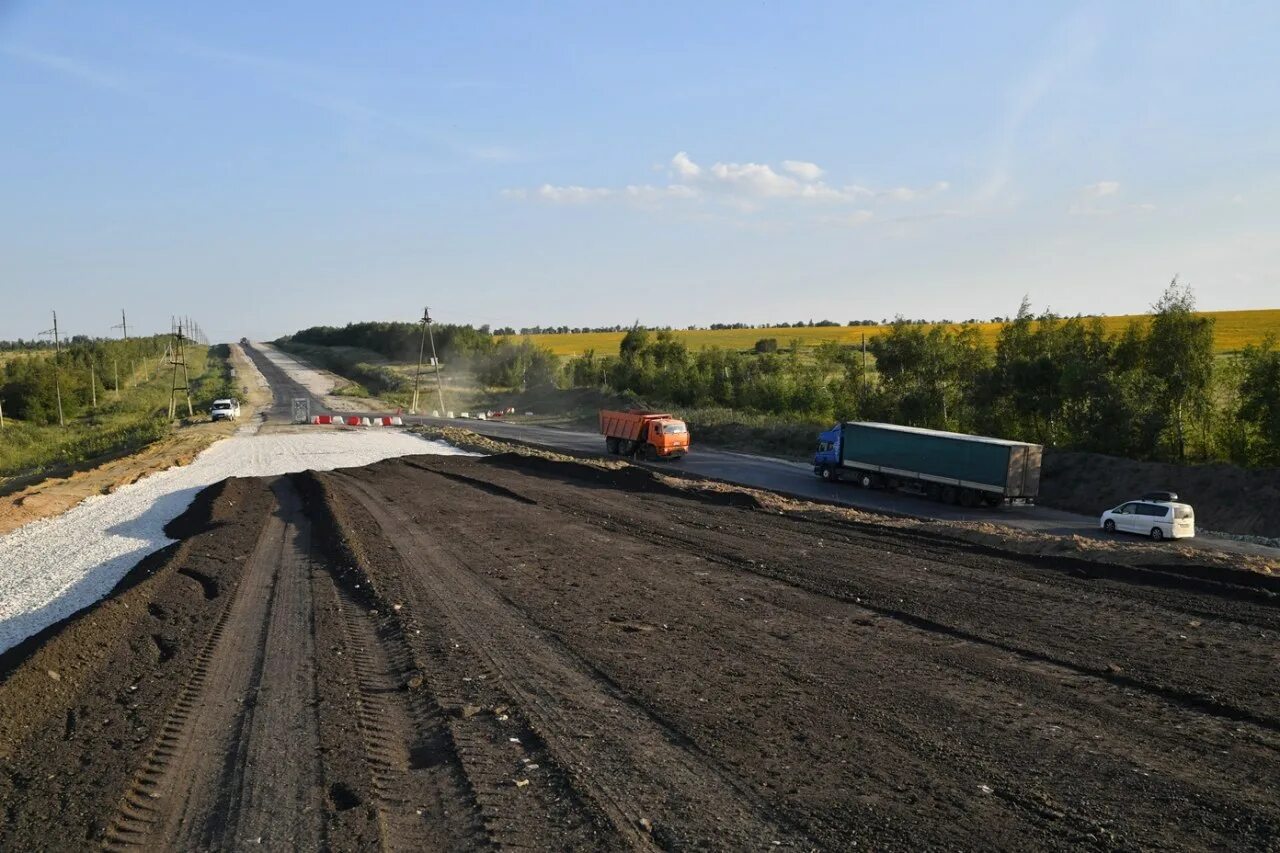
599,410,690,459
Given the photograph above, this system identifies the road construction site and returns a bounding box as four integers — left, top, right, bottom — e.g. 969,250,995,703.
1,344,1278,850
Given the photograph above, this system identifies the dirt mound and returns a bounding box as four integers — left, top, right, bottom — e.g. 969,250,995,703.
478,451,764,508
1040,451,1280,539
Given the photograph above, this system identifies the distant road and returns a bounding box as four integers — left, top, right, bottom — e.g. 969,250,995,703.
242,342,1278,562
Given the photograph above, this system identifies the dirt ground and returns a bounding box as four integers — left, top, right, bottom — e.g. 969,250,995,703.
0,344,271,536
2,451,1278,850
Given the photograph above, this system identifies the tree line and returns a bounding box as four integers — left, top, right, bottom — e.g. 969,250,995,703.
0,336,170,425
278,322,557,391
563,282,1280,467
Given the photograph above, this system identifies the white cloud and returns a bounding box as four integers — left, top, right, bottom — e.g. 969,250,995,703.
708,161,802,197
510,152,948,217
536,184,614,203
782,160,824,180
671,151,702,179
1083,180,1120,197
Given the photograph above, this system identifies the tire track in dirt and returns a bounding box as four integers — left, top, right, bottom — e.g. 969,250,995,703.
103,479,323,850
327,577,486,850
330,470,813,850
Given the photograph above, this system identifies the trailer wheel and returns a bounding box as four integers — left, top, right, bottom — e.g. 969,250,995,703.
941,486,958,504
960,489,981,508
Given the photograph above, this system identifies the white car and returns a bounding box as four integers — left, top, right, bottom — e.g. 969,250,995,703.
210,399,241,421
1100,499,1195,541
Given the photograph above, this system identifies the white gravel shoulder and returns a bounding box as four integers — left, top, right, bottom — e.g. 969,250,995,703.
0,429,469,654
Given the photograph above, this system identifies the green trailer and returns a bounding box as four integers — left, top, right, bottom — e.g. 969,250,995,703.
813,421,1042,506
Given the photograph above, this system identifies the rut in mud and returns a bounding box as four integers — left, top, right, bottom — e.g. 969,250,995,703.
1,453,1278,850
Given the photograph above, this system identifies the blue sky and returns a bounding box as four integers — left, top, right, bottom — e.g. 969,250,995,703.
2,1,1277,341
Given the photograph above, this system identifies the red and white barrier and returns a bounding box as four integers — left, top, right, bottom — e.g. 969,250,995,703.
308,413,404,427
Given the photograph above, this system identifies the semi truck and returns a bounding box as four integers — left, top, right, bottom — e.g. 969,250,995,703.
813,421,1042,506
599,410,690,459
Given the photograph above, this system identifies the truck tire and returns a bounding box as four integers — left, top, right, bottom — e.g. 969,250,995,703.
859,472,874,489
606,437,620,454
819,465,833,481
941,486,958,504
960,489,981,508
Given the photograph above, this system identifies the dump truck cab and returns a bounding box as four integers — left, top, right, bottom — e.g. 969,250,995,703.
599,410,690,459
649,417,690,456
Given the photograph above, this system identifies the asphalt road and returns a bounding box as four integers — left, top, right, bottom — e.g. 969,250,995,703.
409,416,1280,559
241,342,1277,561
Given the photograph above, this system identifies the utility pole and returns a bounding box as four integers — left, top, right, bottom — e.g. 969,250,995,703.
168,317,193,419
0,396,5,429
90,361,97,409
39,310,65,427
411,307,429,415
111,309,134,388
426,307,446,417
113,358,120,400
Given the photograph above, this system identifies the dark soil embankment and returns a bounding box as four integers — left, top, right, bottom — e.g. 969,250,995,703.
4,452,1280,850
1041,451,1280,539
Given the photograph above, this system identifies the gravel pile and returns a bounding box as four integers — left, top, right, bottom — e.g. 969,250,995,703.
0,430,468,653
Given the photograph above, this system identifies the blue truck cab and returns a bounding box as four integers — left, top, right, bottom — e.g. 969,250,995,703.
813,424,842,479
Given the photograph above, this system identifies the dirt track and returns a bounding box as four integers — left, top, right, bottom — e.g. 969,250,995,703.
2,452,1279,850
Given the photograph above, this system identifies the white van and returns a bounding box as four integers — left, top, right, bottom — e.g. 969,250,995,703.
210,399,241,421
1100,500,1195,541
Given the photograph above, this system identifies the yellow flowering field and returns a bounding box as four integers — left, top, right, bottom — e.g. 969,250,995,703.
521,309,1280,357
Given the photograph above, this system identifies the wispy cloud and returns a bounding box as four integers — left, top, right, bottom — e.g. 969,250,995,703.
1069,181,1157,216
1,44,135,94
509,152,948,217
160,36,516,165
977,8,1106,203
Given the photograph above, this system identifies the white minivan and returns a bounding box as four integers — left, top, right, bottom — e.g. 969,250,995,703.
1100,500,1195,541
210,399,241,421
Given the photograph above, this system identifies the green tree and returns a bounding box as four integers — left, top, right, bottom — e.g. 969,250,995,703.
1147,278,1215,460
1238,334,1280,464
